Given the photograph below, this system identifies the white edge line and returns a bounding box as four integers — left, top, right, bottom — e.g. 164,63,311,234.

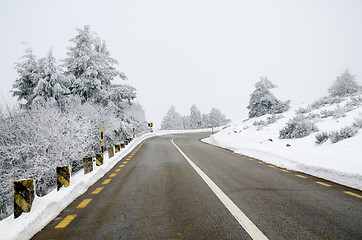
172,139,268,240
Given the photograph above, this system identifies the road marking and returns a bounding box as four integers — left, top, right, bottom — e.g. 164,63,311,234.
296,174,307,179
102,179,112,185
344,191,362,198
172,139,268,240
55,215,77,228
126,157,131,161
123,161,128,164
280,169,289,173
76,199,92,208
267,165,276,168
109,173,117,178
119,164,125,168
91,187,104,194
115,169,121,172
316,181,332,187
258,161,264,164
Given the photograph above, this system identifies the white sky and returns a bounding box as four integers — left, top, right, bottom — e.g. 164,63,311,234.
1,0,361,128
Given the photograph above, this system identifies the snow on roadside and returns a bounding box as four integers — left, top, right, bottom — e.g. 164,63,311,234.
0,129,211,240
203,99,362,191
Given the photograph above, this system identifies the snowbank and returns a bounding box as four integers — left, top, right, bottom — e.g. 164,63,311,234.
203,97,362,190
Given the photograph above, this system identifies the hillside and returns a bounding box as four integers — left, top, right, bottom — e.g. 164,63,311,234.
204,94,362,190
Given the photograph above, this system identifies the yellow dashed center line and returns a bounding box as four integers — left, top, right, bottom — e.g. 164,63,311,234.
119,164,125,168
55,215,77,228
123,161,128,164
280,169,289,173
316,181,332,187
109,173,117,178
126,157,131,161
296,174,307,179
258,161,264,164
91,187,104,194
344,191,362,198
102,179,112,185
248,158,254,161
76,199,92,209
114,169,121,172
268,165,276,168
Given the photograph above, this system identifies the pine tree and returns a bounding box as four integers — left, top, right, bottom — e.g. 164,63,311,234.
188,104,202,129
63,26,124,102
208,108,226,127
247,77,290,118
31,50,70,105
161,106,184,130
328,69,359,97
12,47,39,105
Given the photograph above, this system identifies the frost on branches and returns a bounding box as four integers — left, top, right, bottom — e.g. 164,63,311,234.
247,77,290,118
1,25,147,220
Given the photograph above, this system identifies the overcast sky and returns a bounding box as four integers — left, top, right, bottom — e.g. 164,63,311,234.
1,0,361,128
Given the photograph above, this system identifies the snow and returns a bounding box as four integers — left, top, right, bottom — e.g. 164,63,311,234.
203,96,362,191
0,129,211,240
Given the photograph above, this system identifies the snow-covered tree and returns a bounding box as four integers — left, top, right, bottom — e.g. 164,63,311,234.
328,69,359,97
247,76,290,118
208,108,226,127
63,25,124,102
30,50,70,106
12,47,39,105
187,104,202,129
161,106,184,130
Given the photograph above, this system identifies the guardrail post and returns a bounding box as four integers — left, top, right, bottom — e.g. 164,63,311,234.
121,143,125,149
83,157,93,174
57,166,70,191
108,146,114,158
96,153,103,166
13,179,34,218
124,140,129,146
115,144,120,153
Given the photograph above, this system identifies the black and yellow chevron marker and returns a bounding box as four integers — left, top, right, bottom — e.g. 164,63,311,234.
83,157,93,174
108,147,114,158
148,122,153,127
13,179,35,219
124,140,129,146
120,143,125,149
96,153,103,166
57,166,70,191
115,144,120,153
101,125,104,153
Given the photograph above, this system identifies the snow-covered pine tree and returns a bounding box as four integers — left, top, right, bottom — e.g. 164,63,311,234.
328,69,360,97
12,47,39,105
161,106,184,130
63,26,124,102
188,104,202,129
208,107,226,127
30,49,70,106
247,76,290,118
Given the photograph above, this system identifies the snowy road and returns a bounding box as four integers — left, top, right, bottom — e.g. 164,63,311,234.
32,133,362,239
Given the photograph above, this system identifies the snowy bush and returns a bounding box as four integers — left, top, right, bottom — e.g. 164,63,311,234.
329,126,359,143
353,117,362,129
310,96,343,109
315,132,329,144
279,115,318,139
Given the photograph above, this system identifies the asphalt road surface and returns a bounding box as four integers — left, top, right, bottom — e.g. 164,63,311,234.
32,132,362,240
